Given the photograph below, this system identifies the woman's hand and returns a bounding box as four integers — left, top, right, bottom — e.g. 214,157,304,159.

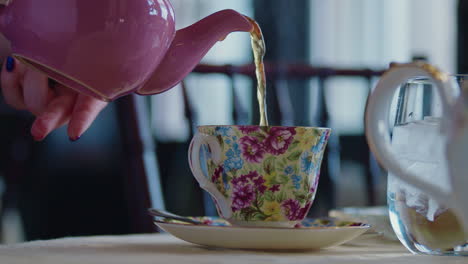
1,56,108,141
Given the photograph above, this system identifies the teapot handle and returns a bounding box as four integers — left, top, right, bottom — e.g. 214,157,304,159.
365,62,456,205
188,133,232,218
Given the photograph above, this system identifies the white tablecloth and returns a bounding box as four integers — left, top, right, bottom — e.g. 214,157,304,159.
0,233,466,264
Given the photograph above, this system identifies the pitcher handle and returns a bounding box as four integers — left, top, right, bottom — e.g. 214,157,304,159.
365,62,456,205
188,133,232,218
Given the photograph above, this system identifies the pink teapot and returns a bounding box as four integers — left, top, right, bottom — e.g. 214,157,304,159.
0,0,253,101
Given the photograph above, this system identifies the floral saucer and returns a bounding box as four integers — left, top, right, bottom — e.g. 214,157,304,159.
154,217,370,250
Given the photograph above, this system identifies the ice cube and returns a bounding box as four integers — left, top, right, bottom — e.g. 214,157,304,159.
391,118,451,221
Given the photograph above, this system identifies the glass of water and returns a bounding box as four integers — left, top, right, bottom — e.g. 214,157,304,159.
387,75,468,255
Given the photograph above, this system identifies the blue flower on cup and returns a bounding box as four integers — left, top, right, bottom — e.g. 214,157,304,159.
292,174,302,189
224,156,244,171
232,143,241,156
215,127,233,137
226,149,235,158
284,166,294,175
312,131,328,154
223,144,244,171
300,151,314,173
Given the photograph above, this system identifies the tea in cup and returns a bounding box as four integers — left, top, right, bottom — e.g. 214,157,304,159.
189,125,330,227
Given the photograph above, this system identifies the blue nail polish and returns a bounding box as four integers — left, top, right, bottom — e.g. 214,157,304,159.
6,56,14,72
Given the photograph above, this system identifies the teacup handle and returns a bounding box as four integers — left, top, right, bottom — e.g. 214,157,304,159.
188,133,232,218
365,62,457,206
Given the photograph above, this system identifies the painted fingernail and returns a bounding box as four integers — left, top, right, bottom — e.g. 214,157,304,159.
6,56,14,72
69,136,81,142
32,135,44,141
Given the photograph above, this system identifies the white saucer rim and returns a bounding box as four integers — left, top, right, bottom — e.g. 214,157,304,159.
153,219,371,231
154,220,370,250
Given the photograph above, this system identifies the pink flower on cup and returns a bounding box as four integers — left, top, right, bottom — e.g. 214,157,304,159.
281,199,311,221
281,199,301,220
231,171,268,211
253,177,267,194
269,184,280,192
239,125,260,134
232,171,266,191
239,136,265,163
264,127,296,155
296,202,312,220
231,183,256,212
211,166,223,183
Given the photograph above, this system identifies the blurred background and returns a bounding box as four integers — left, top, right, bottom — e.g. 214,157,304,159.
0,0,465,243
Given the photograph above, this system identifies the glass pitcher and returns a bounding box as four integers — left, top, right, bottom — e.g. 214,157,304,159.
385,75,467,255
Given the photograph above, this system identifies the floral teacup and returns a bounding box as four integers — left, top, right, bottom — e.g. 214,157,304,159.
189,125,331,227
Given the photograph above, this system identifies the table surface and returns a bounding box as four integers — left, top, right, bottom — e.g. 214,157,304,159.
0,233,466,264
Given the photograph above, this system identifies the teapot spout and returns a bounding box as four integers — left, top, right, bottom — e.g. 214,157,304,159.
137,9,253,95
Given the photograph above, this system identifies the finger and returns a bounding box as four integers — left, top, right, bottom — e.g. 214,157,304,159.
31,93,77,141
22,68,54,115
68,94,107,141
1,56,27,110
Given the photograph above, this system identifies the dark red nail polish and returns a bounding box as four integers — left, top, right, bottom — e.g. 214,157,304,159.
69,136,81,142
33,135,44,141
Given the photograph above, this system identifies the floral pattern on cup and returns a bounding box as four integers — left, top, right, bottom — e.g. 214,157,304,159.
197,126,331,223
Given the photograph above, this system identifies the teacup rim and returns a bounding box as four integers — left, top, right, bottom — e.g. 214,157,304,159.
196,125,331,131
